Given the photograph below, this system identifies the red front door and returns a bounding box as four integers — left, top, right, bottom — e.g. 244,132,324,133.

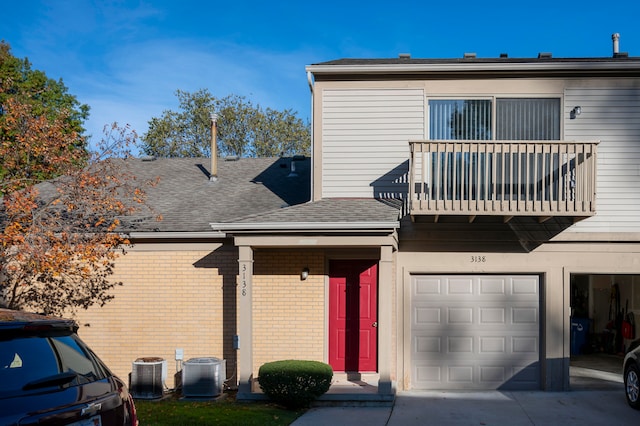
329,259,378,372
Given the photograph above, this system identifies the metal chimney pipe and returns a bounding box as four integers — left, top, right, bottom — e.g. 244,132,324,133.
210,113,218,181
612,33,620,55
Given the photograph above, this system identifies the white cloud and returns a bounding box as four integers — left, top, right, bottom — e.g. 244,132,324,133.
72,38,315,153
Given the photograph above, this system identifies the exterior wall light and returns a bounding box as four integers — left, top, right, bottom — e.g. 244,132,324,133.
571,106,582,119
301,267,310,281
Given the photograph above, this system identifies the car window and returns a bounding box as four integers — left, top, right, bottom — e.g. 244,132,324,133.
50,336,103,379
0,334,106,395
0,337,60,393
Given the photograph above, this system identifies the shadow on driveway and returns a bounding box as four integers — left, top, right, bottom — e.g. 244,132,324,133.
293,370,637,426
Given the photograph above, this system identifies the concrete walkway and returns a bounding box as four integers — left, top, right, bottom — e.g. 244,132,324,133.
292,389,639,425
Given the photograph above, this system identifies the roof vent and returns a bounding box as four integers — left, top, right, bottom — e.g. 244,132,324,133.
463,52,477,59
538,52,552,59
500,53,508,58
140,155,157,162
399,53,411,59
224,155,240,161
612,33,629,58
287,160,299,178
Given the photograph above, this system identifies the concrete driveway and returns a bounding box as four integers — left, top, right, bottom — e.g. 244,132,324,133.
293,388,639,425
293,364,640,425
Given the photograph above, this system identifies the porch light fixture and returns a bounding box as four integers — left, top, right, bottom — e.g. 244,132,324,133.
301,267,309,281
570,106,582,119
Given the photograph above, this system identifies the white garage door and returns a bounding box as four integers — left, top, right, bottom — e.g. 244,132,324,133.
411,275,540,390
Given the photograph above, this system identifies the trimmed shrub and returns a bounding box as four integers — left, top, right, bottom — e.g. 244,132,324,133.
258,360,333,409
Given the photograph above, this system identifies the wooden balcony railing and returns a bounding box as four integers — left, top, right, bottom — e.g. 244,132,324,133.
409,140,598,221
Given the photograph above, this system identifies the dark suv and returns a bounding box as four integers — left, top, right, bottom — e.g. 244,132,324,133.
0,309,137,425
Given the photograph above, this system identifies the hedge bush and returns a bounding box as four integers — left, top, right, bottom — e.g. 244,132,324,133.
258,360,333,409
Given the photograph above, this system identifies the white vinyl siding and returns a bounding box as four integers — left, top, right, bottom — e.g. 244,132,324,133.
321,89,425,198
565,88,640,233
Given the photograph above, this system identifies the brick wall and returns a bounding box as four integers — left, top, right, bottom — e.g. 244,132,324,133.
252,249,325,373
72,243,238,388
71,244,388,390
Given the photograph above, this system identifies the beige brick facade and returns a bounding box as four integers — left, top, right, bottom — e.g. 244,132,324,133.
252,249,325,374
69,243,391,392
72,243,238,388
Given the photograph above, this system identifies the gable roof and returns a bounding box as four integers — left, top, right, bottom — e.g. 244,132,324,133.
120,156,310,233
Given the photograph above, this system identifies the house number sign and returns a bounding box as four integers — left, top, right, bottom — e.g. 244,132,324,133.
241,264,248,297
470,256,487,263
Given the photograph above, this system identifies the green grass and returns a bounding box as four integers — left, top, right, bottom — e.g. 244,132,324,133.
134,392,306,426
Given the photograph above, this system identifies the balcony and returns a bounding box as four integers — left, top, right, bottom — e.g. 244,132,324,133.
409,140,598,223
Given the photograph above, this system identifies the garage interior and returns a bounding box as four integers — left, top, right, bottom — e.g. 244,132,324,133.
570,274,640,377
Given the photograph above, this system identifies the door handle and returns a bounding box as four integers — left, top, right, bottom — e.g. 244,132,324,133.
372,322,378,328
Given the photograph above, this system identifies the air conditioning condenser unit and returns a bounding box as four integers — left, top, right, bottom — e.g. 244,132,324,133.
130,357,165,399
182,357,226,398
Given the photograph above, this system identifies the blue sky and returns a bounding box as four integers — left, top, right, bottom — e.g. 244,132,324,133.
3,1,639,151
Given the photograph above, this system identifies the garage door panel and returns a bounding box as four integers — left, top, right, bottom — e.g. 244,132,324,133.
447,336,474,353
411,275,540,390
480,307,506,324
448,307,473,324
479,277,506,294
415,307,441,324
479,336,506,353
414,277,442,294
414,364,441,383
513,307,537,324
480,366,507,383
447,277,474,294
449,366,474,383
512,277,539,295
415,336,441,353
512,336,538,354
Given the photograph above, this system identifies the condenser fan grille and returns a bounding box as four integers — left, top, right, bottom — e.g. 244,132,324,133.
131,357,165,399
182,357,226,397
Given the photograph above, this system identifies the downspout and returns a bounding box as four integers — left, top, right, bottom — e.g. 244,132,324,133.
307,71,314,201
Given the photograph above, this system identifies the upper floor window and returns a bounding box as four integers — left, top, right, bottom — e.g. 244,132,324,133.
429,100,491,140
429,98,560,140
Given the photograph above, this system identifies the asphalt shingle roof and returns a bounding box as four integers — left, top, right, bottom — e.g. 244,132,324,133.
119,156,311,232
118,157,402,234
8,156,401,235
224,198,401,226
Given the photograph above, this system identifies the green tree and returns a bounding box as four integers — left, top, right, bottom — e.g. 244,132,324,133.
0,40,89,140
141,89,310,158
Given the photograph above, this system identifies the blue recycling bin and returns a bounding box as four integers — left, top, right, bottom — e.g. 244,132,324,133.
571,317,590,355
